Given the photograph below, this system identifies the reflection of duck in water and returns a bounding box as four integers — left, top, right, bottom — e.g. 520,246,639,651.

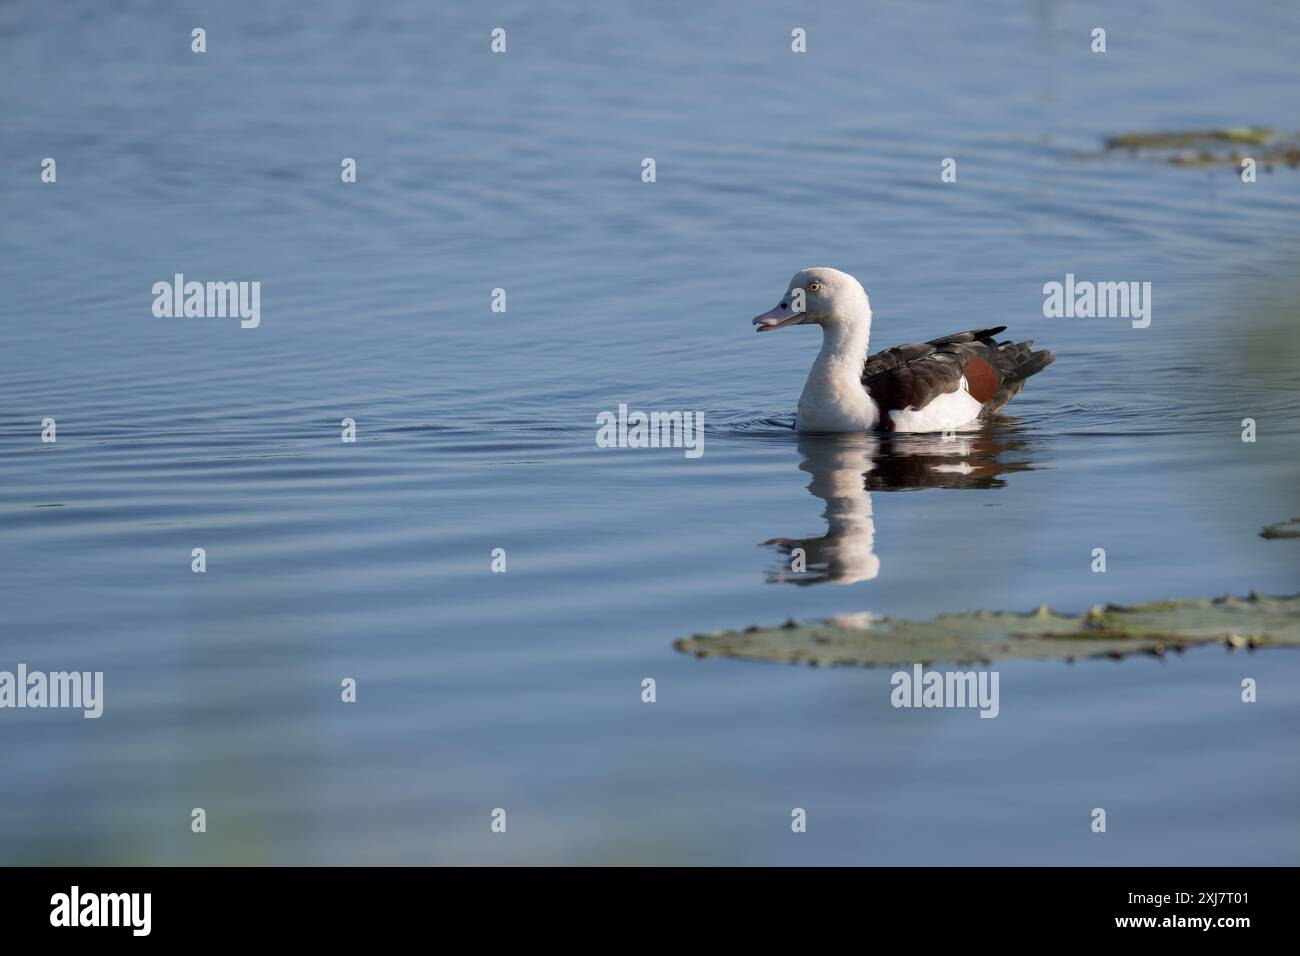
766,435,882,586
764,431,1035,585
863,431,1034,491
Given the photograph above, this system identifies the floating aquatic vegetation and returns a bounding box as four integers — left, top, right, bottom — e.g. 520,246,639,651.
1260,517,1300,540
674,592,1300,668
1104,128,1278,149
1168,148,1300,169
1099,128,1300,169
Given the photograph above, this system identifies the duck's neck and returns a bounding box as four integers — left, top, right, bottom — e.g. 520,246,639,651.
797,308,877,432
812,318,870,380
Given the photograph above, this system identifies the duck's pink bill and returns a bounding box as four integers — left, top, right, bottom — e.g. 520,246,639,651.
752,305,807,332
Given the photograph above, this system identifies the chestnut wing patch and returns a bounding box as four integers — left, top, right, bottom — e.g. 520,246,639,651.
962,355,998,403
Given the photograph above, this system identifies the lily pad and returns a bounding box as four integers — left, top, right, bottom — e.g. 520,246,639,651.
1260,517,1300,540
1098,128,1300,169
1168,148,1300,169
1105,128,1278,149
674,592,1300,668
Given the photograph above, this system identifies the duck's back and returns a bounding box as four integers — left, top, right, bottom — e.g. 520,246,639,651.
863,327,1054,432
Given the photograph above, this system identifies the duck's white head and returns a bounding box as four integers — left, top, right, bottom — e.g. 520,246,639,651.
752,267,871,334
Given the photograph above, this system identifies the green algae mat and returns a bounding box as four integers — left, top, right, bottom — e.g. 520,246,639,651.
675,593,1300,668
1100,127,1300,168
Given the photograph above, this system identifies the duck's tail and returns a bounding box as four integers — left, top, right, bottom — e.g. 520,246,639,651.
986,338,1055,412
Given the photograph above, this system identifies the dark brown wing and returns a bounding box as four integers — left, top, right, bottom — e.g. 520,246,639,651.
862,327,1006,427
863,326,1055,427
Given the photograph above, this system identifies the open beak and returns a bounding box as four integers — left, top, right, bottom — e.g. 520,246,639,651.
752,303,808,332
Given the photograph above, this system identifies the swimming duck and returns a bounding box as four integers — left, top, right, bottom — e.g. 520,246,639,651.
753,267,1054,433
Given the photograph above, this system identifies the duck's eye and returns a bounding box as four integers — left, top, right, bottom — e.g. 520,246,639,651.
807,281,822,293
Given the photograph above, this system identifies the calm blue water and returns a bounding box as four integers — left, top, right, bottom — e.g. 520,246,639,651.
2,0,1298,864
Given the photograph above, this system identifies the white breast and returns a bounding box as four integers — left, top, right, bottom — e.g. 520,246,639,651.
795,360,880,433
